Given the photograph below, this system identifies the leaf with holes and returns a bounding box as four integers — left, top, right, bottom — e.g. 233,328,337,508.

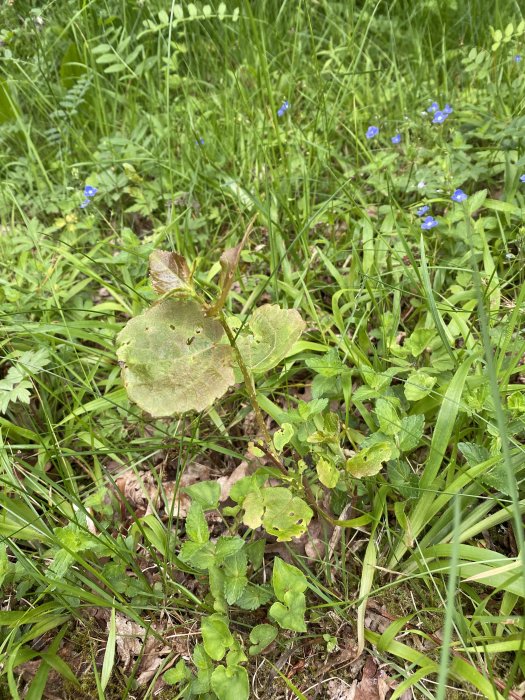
345,442,393,478
116,299,234,415
236,305,305,374
242,487,313,541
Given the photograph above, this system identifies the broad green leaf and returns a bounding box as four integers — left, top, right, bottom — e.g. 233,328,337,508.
215,536,245,564
222,550,248,604
184,480,221,511
235,583,273,610
236,305,305,373
116,299,235,415
209,565,227,613
375,398,401,436
249,624,277,655
211,664,249,700
404,371,436,402
273,422,294,452
269,591,307,632
403,328,437,357
201,614,233,661
398,414,425,453
179,541,215,569
272,558,308,600
466,189,487,215
346,442,393,478
316,457,339,488
149,250,191,295
305,349,343,377
242,487,313,541
185,503,209,544
164,659,191,685
191,643,213,693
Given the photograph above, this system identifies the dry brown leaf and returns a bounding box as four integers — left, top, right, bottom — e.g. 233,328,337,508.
354,657,381,700
327,678,357,700
113,613,177,687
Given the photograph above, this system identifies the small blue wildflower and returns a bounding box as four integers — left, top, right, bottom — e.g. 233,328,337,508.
443,104,453,114
416,205,430,216
451,188,468,202
515,55,522,63
391,133,401,144
427,102,439,113
432,110,448,124
195,137,204,145
421,215,438,230
84,185,98,197
366,125,379,139
520,174,525,182
80,199,91,209
277,100,289,117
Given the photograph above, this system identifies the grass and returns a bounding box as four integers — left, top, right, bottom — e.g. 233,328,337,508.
1,0,525,698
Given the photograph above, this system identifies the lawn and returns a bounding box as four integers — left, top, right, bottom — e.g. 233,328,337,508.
0,1,524,698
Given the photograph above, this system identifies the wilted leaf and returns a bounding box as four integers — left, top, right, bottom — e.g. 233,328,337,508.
236,305,305,374
346,442,393,478
208,221,253,315
116,299,235,415
149,250,191,295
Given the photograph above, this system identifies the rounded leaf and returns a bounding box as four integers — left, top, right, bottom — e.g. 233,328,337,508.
236,305,305,373
211,664,249,700
116,299,234,416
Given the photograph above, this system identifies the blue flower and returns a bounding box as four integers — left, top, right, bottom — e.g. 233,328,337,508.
195,137,204,145
366,125,379,139
421,215,438,230
427,102,439,113
432,110,448,124
391,133,401,144
84,185,98,197
451,188,468,202
277,100,289,117
416,205,430,216
443,104,453,114
80,199,91,209
515,55,522,62
520,174,525,182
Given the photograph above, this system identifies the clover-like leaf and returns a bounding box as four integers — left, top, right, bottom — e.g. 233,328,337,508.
211,664,249,700
116,299,235,415
249,624,277,655
269,591,307,632
149,250,191,295
236,305,305,374
242,487,313,541
272,557,308,600
345,442,393,478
